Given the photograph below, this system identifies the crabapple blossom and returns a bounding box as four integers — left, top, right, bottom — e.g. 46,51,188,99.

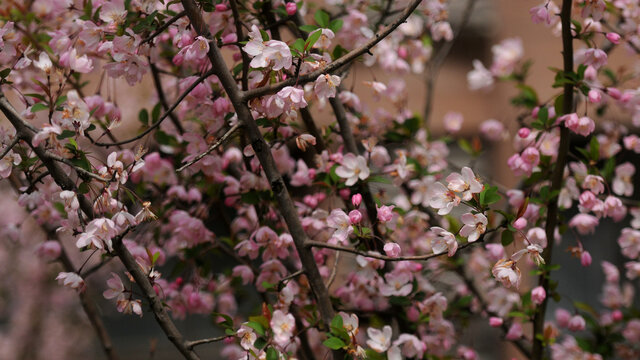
467,59,494,90
430,227,458,257
428,182,461,215
314,74,341,99
103,273,125,300
569,213,599,235
531,286,546,305
446,167,483,201
56,272,85,292
367,325,393,352
327,209,353,244
335,154,370,186
459,213,488,242
613,162,635,196
377,204,395,222
492,259,521,288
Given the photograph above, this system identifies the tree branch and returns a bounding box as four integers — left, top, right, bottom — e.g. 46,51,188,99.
176,122,242,172
185,335,229,349
0,90,201,360
0,136,19,160
180,0,340,347
532,0,573,358
94,68,216,147
150,62,185,134
241,0,424,101
141,10,187,45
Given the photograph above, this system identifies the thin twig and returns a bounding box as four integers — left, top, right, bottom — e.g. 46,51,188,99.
94,68,216,147
176,123,241,172
305,237,484,262
141,10,187,44
150,62,184,134
0,136,19,160
241,0,425,101
0,90,201,360
185,335,229,349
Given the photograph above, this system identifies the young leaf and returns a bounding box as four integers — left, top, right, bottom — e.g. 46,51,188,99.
314,10,330,28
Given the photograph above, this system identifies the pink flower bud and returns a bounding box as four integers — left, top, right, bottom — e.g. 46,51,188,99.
606,32,621,44
612,309,623,322
506,322,523,340
304,195,318,208
518,127,531,138
555,309,570,328
339,188,351,200
588,89,601,103
489,317,503,327
232,52,242,61
513,217,527,230
532,106,540,118
349,210,362,224
215,4,228,11
584,65,597,81
407,306,420,322
36,241,62,260
383,242,401,258
351,193,362,207
377,205,395,223
398,46,408,59
581,250,592,267
568,315,586,331
531,286,546,305
285,2,297,15
607,87,622,100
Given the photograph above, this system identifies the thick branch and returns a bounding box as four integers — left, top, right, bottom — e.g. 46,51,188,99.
180,0,338,337
532,0,573,358
241,0,424,101
0,91,201,360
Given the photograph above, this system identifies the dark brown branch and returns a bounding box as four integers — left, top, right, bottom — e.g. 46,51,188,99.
241,0,425,101
532,0,573,358
305,237,484,262
150,62,184,134
0,136,19,160
180,0,339,341
0,91,201,360
94,68,216,147
185,335,229,349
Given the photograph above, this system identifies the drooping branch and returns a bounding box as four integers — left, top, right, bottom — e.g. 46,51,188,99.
94,68,216,147
176,122,242,172
150,62,185,134
141,10,187,44
180,0,339,338
0,90,201,360
532,0,574,358
241,0,425,101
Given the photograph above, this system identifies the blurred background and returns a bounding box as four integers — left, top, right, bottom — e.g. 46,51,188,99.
1,0,638,359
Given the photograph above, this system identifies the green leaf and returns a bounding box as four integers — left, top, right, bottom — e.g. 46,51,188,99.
304,29,322,50
78,182,90,195
501,229,514,246
266,348,278,360
246,321,265,336
55,95,67,107
322,336,346,350
57,130,77,140
479,186,501,206
290,38,305,53
31,103,49,112
314,10,330,28
299,24,318,33
0,68,11,79
589,136,599,161
329,19,343,32
554,94,564,116
139,109,149,126
259,29,270,42
152,103,162,123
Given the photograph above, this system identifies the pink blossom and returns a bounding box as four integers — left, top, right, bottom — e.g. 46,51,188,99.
513,217,527,230
459,213,488,242
270,310,295,347
349,209,362,224
531,286,546,305
492,259,521,288
556,308,571,327
56,272,85,292
569,213,599,235
581,250,592,267
529,3,552,25
489,317,503,327
428,182,461,215
327,209,353,244
568,315,586,331
490,38,523,76
582,175,605,194
431,227,458,257
232,265,255,285
377,205,395,223
431,22,453,41
506,322,523,340
379,272,413,297
367,325,392,352
446,167,483,201
285,2,297,15
383,242,401,257
479,119,506,141
575,48,608,69
618,228,640,259
335,154,370,186
443,112,464,134
467,60,494,91
36,241,61,260
352,193,362,207
103,273,125,299
314,74,341,99
613,162,635,196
